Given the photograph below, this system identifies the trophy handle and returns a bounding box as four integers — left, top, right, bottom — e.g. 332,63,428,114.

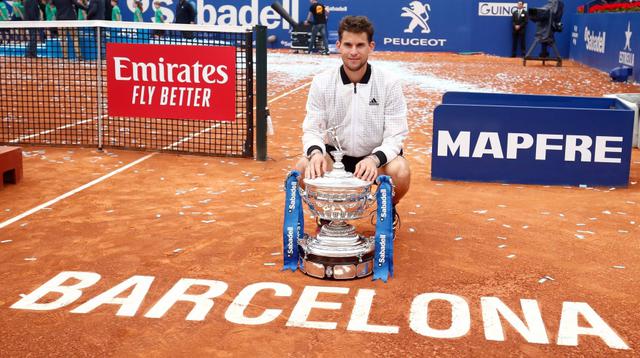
367,192,376,206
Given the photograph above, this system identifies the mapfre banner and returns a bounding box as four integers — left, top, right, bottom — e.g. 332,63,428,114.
107,43,236,121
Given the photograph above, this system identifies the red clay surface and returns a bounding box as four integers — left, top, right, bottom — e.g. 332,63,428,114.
1,52,639,357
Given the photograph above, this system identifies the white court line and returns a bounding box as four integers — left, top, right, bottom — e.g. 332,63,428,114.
0,153,155,229
9,116,101,143
163,123,221,150
0,81,312,230
268,82,312,104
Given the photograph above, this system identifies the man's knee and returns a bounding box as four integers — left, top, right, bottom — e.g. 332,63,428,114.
382,156,411,183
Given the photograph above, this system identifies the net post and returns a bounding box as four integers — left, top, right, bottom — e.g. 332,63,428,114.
255,25,267,161
96,26,104,151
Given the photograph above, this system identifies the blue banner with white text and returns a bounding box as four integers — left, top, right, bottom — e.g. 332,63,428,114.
432,92,634,187
116,0,583,57
570,13,640,83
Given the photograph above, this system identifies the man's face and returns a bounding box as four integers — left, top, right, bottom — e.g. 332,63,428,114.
337,31,375,73
517,2,523,9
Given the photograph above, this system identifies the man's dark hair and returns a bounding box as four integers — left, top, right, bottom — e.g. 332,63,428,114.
338,16,374,43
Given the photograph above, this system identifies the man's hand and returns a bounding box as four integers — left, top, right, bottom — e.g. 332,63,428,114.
305,152,326,179
354,157,378,182
514,25,520,31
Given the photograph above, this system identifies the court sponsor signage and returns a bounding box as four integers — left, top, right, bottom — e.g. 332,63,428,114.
570,13,640,83
8,271,631,350
584,26,606,54
619,22,634,68
478,2,527,17
125,0,301,29
381,1,449,49
117,0,584,56
106,43,236,121
432,92,634,186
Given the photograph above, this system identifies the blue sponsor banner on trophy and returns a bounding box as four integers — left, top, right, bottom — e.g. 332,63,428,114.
115,0,583,57
570,12,640,83
432,92,635,187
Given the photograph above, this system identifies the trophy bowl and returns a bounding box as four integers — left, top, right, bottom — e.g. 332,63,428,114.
302,179,374,221
297,151,377,280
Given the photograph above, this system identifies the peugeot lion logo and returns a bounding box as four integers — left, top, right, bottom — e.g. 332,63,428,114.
401,1,431,34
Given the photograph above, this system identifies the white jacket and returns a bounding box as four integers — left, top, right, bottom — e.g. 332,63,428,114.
302,64,408,166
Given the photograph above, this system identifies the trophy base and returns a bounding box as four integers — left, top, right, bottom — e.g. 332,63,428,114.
298,230,375,280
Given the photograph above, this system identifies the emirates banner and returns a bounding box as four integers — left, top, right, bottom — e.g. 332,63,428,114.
106,43,236,121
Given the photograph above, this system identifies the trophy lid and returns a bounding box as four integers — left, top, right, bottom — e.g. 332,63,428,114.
304,172,371,189
304,150,372,189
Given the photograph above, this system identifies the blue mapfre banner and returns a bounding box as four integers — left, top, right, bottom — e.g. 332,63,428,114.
570,13,639,83
117,0,582,57
432,92,635,187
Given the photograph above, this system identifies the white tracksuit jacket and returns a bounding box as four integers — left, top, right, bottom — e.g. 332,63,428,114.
302,63,408,166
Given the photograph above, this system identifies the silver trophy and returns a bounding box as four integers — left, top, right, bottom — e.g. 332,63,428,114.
298,127,377,280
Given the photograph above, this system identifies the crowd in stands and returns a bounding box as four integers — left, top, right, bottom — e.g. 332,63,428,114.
0,0,196,58
0,0,122,22
0,0,195,24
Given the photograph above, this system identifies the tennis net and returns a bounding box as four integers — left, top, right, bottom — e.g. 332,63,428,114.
0,20,258,158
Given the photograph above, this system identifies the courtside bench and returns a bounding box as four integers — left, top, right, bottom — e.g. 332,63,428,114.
0,146,23,189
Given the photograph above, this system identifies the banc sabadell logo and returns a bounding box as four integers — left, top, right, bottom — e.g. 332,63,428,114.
383,1,446,48
584,26,606,54
126,0,302,28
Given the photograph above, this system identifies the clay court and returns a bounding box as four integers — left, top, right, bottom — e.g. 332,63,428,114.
1,51,639,356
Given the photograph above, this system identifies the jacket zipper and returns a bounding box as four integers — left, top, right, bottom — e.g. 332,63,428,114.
351,83,358,152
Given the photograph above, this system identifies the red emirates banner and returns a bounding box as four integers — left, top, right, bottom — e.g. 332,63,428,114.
106,43,236,121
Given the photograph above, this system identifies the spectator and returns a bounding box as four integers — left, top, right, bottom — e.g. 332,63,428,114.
52,0,85,59
24,0,40,58
77,0,87,19
44,0,56,20
12,0,25,48
0,0,11,45
304,0,329,55
12,0,25,20
86,0,104,20
103,0,110,20
110,0,120,21
152,0,164,38
44,0,58,39
133,0,143,22
175,0,195,39
511,1,527,57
